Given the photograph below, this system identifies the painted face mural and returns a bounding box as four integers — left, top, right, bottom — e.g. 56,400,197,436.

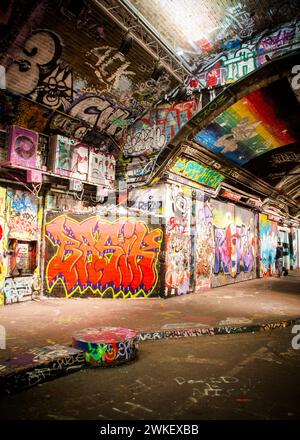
44,215,163,298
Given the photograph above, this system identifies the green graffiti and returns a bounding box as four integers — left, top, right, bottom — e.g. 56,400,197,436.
171,157,224,188
85,342,107,365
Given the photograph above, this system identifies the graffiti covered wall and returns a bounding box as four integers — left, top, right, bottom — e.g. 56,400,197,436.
44,214,164,298
259,214,278,276
210,200,256,287
165,184,192,297
195,197,214,290
0,188,42,305
0,187,7,305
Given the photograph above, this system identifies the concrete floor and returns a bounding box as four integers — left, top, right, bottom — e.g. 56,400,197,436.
0,327,299,420
0,271,300,361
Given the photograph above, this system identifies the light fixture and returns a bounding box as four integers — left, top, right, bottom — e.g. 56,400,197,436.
119,33,133,56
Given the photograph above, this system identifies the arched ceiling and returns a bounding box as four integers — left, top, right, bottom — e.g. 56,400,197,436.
125,0,300,70
195,78,300,166
128,50,300,221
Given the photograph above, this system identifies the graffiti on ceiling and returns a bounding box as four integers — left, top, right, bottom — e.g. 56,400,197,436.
127,0,300,69
194,79,300,166
245,143,300,185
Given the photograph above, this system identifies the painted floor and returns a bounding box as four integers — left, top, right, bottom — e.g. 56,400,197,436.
0,327,299,420
0,271,300,361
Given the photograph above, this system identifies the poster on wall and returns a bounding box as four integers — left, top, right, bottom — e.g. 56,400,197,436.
49,135,89,180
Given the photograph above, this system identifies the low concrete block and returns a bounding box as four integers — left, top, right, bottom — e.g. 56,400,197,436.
72,327,140,367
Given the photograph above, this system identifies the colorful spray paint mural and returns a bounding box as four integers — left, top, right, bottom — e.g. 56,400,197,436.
165,184,191,297
211,201,255,287
190,19,300,87
122,100,198,158
171,158,224,189
259,214,278,277
44,214,163,298
195,87,295,165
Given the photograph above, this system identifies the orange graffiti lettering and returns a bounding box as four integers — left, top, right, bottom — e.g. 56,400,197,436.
45,216,162,298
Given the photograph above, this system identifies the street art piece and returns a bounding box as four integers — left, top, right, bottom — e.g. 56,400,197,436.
123,126,166,157
7,189,38,240
7,126,38,168
195,87,295,165
211,201,255,287
87,149,115,186
3,276,33,304
85,45,136,93
191,20,300,87
259,214,278,276
165,184,191,296
122,100,198,158
44,215,163,298
129,187,164,215
49,135,89,180
245,143,300,185
195,199,214,290
6,30,73,110
171,157,224,189
72,327,140,367
165,234,191,296
68,95,132,137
